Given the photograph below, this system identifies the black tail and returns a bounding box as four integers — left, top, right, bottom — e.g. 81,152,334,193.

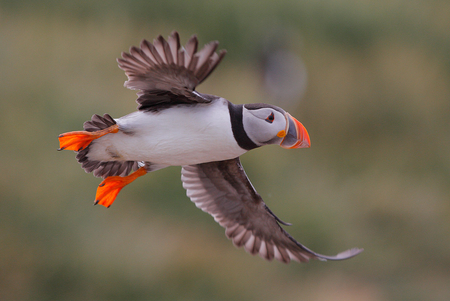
75,114,139,178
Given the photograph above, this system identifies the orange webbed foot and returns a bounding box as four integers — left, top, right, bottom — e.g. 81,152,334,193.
58,124,119,151
94,167,147,208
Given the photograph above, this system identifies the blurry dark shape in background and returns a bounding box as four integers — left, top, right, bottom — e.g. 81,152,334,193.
258,26,308,110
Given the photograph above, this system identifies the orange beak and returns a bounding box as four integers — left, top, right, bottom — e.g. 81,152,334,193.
280,113,311,149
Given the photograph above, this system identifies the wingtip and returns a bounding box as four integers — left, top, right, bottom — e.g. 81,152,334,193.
139,38,150,49
333,247,364,260
313,248,363,262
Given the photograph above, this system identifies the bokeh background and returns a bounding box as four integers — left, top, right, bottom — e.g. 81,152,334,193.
1,0,450,300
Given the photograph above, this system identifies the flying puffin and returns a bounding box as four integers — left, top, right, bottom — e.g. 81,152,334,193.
58,31,362,264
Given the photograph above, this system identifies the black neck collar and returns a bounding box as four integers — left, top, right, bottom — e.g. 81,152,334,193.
228,103,259,151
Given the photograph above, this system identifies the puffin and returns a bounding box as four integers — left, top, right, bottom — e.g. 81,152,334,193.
58,31,363,264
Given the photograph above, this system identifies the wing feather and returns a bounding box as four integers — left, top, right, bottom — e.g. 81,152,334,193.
150,37,166,64
181,158,363,264
139,39,158,65
167,31,180,64
183,34,198,67
117,31,225,111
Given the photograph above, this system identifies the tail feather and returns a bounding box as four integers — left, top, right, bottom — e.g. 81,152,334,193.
83,113,116,132
75,114,140,179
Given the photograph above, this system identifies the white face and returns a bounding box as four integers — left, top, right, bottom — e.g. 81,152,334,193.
242,106,287,146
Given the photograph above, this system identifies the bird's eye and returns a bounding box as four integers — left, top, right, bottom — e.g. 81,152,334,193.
265,112,275,123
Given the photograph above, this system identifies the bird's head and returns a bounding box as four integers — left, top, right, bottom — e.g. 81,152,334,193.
242,104,310,149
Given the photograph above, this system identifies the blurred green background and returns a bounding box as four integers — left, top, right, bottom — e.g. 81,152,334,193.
1,0,450,300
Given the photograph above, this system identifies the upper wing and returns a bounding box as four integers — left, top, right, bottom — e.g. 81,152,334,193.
181,158,363,264
117,31,226,111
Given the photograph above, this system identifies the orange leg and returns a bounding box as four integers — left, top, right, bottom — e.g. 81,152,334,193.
94,167,147,208
58,124,119,151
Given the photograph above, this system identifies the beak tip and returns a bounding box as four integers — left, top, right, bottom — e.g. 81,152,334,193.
303,134,311,148
280,113,311,149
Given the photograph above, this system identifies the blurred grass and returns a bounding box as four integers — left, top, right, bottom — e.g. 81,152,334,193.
1,0,450,300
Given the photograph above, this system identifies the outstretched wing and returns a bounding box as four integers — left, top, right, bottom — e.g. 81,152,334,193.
181,158,363,264
117,31,226,111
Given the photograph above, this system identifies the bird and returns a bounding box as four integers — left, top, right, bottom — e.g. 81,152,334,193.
58,31,363,264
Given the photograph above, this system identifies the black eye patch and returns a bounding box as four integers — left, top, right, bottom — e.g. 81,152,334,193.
265,112,275,123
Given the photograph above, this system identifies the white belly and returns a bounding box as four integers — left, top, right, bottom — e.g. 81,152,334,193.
87,99,247,166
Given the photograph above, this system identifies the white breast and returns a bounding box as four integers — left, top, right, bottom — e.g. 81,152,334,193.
87,98,247,166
